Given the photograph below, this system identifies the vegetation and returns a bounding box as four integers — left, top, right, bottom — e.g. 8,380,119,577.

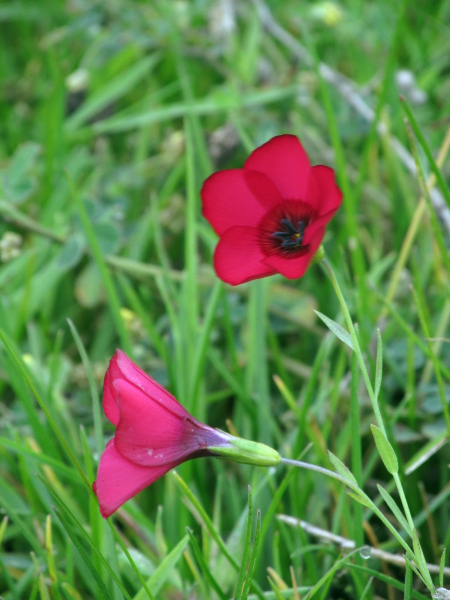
1,0,450,598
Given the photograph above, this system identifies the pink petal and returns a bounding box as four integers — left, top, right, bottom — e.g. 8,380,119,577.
262,227,325,279
201,169,282,236
94,439,177,518
244,135,311,202
213,226,276,285
306,165,343,216
102,352,122,426
115,350,188,418
114,379,217,466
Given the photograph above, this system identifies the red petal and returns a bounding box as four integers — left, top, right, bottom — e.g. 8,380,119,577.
201,169,282,236
244,135,311,201
213,226,276,285
262,227,325,279
94,439,177,518
115,350,188,419
102,352,122,426
306,165,343,216
114,379,216,466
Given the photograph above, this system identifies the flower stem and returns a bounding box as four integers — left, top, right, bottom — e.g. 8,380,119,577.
320,257,416,534
279,458,414,559
321,258,385,434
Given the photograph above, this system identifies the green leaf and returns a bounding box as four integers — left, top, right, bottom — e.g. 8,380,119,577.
370,425,398,475
186,528,228,600
400,97,450,212
90,85,299,134
345,563,430,600
440,548,446,588
411,528,434,591
376,485,411,536
374,329,383,401
236,487,253,600
40,477,131,599
55,236,85,270
53,508,113,600
65,54,161,131
328,451,358,485
241,510,262,599
403,554,427,588
93,222,120,256
133,535,189,600
1,142,40,203
347,491,374,509
314,311,354,350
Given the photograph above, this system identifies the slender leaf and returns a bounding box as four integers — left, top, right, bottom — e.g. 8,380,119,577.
314,311,354,351
376,484,411,536
371,425,398,475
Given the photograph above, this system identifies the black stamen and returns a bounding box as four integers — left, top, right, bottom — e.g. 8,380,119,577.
272,219,305,251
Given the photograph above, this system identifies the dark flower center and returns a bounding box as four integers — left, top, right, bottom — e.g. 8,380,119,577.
258,201,313,258
272,218,305,249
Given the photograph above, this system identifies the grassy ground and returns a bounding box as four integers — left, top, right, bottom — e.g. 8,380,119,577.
1,0,450,598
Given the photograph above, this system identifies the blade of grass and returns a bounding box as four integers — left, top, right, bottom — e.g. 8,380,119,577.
67,319,103,458
0,327,90,489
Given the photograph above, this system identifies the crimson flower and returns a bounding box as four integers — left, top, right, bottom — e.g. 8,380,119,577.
93,350,279,517
201,134,342,285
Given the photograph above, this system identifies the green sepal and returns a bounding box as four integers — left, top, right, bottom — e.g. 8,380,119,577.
209,437,281,467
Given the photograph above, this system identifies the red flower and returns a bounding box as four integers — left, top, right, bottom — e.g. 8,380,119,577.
93,350,279,517
201,134,342,285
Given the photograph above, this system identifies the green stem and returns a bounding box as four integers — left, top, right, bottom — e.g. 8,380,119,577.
321,257,417,534
279,458,414,558
321,258,385,433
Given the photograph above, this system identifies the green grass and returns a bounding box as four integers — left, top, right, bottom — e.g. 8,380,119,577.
1,0,450,598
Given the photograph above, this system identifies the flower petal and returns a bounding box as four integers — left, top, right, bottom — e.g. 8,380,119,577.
262,227,325,279
115,350,188,419
102,352,122,426
213,226,276,285
93,439,177,518
244,135,311,201
306,165,343,216
201,169,282,236
114,379,217,466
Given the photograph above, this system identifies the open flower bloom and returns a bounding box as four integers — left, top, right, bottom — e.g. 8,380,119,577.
201,134,343,285
94,350,280,517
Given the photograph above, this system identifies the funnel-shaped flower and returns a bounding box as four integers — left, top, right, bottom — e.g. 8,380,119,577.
94,350,280,517
201,134,342,285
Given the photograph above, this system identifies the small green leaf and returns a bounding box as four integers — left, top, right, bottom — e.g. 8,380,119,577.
242,509,262,599
236,487,253,600
186,528,228,600
371,425,398,475
440,548,446,588
133,535,189,600
403,555,427,588
412,528,434,591
328,451,358,485
53,508,113,600
376,484,411,536
347,491,373,509
374,329,383,401
93,222,120,256
314,311,354,350
1,142,40,203
56,236,85,270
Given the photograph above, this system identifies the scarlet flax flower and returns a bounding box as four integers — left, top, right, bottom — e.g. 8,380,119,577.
201,134,342,285
94,350,280,517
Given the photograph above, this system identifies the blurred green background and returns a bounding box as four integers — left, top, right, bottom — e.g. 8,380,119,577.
1,0,450,598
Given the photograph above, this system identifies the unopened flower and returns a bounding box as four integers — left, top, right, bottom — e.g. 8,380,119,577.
94,350,280,517
201,134,342,285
